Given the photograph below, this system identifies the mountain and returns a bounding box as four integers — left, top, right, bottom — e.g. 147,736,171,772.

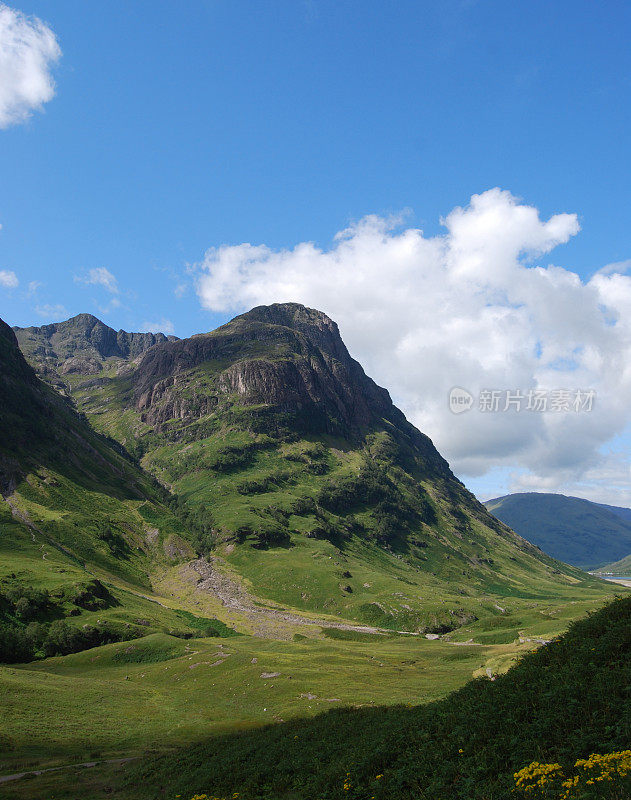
597,553,631,575
16,302,606,635
595,501,631,524
13,313,177,393
485,492,631,569
0,317,226,662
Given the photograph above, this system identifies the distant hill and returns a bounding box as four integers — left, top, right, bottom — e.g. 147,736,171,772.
485,492,631,569
595,551,631,575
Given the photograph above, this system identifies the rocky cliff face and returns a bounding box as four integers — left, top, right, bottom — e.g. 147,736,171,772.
0,316,131,493
132,303,440,457
14,313,178,377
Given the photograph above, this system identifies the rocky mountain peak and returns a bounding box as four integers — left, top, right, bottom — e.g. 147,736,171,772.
13,314,179,376
129,303,449,478
230,303,349,362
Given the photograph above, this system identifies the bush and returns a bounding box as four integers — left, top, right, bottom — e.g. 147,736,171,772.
43,620,129,657
4,585,50,619
0,622,34,662
234,521,291,549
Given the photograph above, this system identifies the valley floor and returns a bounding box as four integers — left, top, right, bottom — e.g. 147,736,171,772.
0,629,515,776
0,581,625,794
1,479,626,797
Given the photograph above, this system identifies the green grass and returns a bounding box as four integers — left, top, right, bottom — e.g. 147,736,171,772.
4,594,631,800
17,311,615,647
0,627,504,776
0,483,235,663
133,429,615,635
3,312,630,799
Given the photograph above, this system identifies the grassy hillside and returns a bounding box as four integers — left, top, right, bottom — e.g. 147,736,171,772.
595,553,631,575
5,594,631,800
485,492,631,569
2,307,628,799
0,317,229,660
121,594,631,800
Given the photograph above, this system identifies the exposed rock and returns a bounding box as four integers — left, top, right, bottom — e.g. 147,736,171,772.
14,313,178,377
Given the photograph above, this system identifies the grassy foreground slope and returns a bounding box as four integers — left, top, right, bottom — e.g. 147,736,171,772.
140,595,630,800
4,594,630,800
30,303,613,635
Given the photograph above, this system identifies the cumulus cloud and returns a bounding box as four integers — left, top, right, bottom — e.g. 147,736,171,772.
75,267,119,294
142,318,175,335
194,188,631,500
0,269,18,288
0,4,61,128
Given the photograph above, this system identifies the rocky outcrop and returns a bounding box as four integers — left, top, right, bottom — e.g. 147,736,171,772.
128,303,452,478
131,304,399,433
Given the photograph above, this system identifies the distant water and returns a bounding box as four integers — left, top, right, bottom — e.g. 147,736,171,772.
599,576,631,581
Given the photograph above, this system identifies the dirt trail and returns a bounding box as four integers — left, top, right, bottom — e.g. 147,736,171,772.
0,757,138,785
5,495,71,564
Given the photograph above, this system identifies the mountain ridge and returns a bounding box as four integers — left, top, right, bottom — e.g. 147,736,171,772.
13,313,178,382
0,314,228,662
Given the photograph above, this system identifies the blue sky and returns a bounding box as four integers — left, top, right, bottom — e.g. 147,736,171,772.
1,1,631,503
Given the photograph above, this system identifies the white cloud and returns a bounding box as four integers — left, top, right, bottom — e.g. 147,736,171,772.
0,268,18,288
142,318,175,335
35,302,66,319
97,297,122,315
0,4,61,128
75,267,119,294
194,188,631,502
27,279,41,294
597,259,631,277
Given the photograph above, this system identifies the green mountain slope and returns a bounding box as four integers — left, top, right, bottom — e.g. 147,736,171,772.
0,317,227,661
17,303,610,635
595,553,631,575
485,492,631,569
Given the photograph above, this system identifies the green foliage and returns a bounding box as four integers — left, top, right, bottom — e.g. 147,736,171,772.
316,456,435,547
236,470,294,495
43,620,131,657
321,627,394,643
174,610,240,638
234,519,292,549
0,617,135,663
